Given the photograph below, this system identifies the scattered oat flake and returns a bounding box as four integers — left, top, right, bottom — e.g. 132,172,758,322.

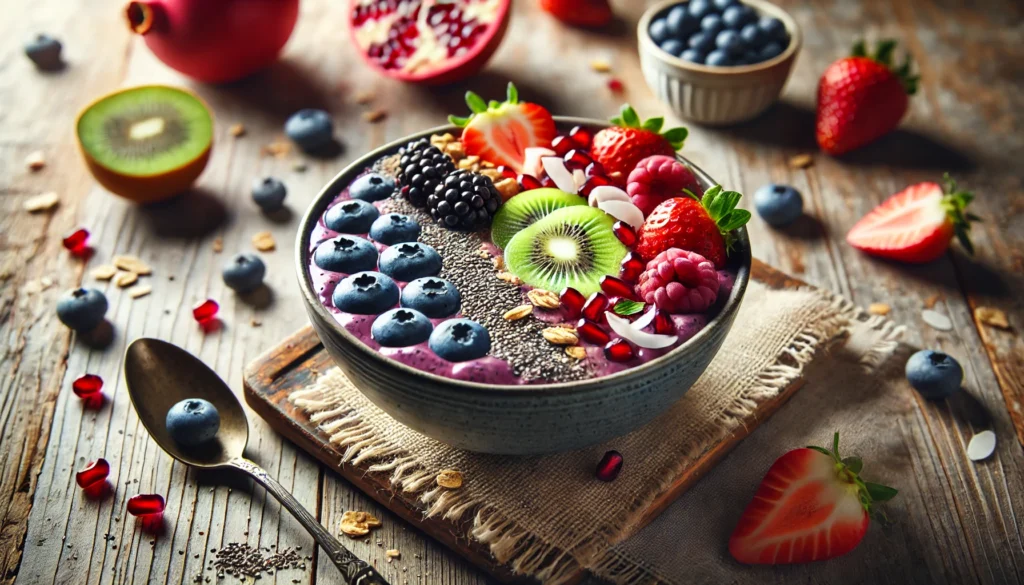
527,289,560,309
967,430,996,461
496,272,521,285
492,256,505,271
590,59,611,72
261,139,292,158
229,123,246,137
542,327,579,345
565,346,586,359
25,151,46,171
868,303,890,316
436,469,463,489
250,318,262,327
789,154,814,169
503,305,533,321
340,511,381,538
355,90,375,104
924,293,942,309
385,550,400,559
921,309,953,331
23,192,60,213
128,285,152,299
113,255,152,275
252,231,276,251
114,272,139,288
91,265,117,280
363,109,387,123
212,237,223,253
974,306,1010,330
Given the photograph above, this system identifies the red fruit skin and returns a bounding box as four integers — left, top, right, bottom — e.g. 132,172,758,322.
540,0,613,28
846,182,954,263
127,0,298,83
591,127,676,186
816,57,909,155
729,448,869,564
635,198,727,267
627,155,702,216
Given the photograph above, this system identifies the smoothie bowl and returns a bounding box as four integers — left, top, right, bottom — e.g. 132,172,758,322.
297,89,750,454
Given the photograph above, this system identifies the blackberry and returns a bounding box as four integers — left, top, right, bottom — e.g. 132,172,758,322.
427,170,502,231
397,139,454,207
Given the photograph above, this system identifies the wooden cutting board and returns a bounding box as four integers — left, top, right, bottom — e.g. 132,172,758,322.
243,259,806,584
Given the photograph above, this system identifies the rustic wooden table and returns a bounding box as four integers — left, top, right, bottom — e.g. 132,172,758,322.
2,0,1021,584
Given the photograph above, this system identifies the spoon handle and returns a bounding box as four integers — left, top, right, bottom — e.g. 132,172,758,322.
228,457,391,585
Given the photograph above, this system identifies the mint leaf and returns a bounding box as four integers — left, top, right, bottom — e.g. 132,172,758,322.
613,300,645,316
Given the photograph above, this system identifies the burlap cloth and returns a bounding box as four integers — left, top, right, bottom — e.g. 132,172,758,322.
290,278,904,584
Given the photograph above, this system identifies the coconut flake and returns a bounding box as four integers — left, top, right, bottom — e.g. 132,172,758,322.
573,169,587,192
633,306,657,330
598,200,644,230
605,311,677,349
967,430,996,461
523,147,555,178
542,157,577,193
588,185,631,207
921,309,953,331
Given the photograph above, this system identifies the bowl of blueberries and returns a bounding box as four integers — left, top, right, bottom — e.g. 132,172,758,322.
639,0,800,125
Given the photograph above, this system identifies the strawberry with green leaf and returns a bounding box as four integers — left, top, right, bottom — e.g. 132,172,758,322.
634,186,750,267
591,105,688,185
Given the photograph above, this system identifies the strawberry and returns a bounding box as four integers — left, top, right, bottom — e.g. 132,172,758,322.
539,0,613,28
590,105,688,186
816,40,919,155
634,186,750,267
847,174,978,263
729,433,897,565
449,82,556,173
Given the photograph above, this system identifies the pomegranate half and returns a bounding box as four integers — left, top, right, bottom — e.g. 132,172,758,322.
349,0,511,85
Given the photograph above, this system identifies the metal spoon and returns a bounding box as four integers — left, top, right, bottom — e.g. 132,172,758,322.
124,337,388,585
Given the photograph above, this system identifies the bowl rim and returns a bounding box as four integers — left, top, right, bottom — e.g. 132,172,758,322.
295,116,751,397
637,0,802,75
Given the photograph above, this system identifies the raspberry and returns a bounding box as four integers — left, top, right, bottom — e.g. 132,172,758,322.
636,248,719,313
626,155,702,216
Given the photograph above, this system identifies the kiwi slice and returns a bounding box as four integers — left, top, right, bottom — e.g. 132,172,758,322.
505,206,628,296
490,188,587,250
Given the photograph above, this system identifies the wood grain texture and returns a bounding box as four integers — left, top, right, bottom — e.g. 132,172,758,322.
0,0,1021,583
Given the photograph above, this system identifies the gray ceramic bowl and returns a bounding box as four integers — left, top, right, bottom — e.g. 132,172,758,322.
296,117,750,455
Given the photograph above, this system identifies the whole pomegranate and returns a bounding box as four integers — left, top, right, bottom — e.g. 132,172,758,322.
125,0,298,83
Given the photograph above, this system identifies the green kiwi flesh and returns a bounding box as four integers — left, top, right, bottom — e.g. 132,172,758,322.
77,86,212,176
505,206,628,296
490,188,587,250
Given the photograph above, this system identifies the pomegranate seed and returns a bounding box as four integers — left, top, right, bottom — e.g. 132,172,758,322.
576,319,612,345
607,78,624,92
559,287,586,319
550,135,573,156
517,174,542,190
613,221,638,247
127,493,166,516
540,174,556,188
62,228,90,256
620,252,645,282
600,275,636,300
72,374,103,398
496,165,518,180
595,450,623,481
563,149,592,171
604,338,635,362
568,126,592,149
579,175,612,197
654,309,676,335
76,458,110,488
192,299,219,323
585,161,606,178
582,292,609,322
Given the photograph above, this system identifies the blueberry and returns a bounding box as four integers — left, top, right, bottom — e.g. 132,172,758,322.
742,50,762,65
370,213,421,245
660,39,685,57
666,6,699,37
712,0,738,9
754,183,803,226
25,34,62,71
688,32,715,52
715,30,744,55
285,109,333,152
350,173,396,203
332,271,399,314
371,308,433,347
378,242,442,281
57,288,107,332
429,319,491,362
401,277,461,318
314,235,379,273
649,18,670,43
740,23,764,48
722,4,756,29
758,16,787,41
324,199,380,233
166,398,220,447
700,14,724,36
222,253,266,293
759,41,785,61
681,49,706,64
688,0,714,19
252,177,287,212
705,49,733,67
906,350,963,400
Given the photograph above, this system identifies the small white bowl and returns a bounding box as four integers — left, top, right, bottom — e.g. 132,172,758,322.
638,0,802,126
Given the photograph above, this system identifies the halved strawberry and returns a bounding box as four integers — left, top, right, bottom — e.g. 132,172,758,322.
448,83,556,173
729,433,897,565
846,175,979,263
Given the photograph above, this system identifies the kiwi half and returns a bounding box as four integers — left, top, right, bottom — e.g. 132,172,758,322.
76,85,213,204
505,206,628,296
490,188,587,250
